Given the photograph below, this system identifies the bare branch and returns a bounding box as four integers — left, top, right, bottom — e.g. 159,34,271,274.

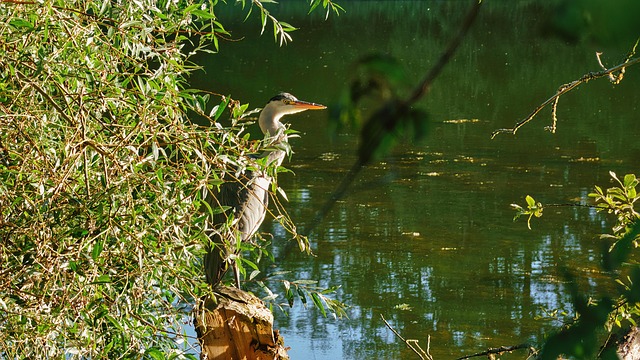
456,343,536,360
492,39,640,139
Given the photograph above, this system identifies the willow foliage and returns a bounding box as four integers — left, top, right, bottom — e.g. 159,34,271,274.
0,0,336,358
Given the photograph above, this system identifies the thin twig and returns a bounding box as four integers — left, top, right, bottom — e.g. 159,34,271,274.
456,343,534,360
381,314,433,360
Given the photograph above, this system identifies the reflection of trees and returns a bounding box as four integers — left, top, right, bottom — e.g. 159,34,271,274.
265,126,613,358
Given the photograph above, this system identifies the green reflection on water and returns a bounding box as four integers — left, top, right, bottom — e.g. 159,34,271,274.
191,1,639,358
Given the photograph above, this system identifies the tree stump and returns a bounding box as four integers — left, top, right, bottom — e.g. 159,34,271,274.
194,285,289,360
617,327,640,360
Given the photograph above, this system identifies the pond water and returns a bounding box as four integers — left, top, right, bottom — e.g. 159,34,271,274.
190,1,640,359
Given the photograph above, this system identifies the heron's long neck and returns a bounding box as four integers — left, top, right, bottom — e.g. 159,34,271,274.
258,106,285,138
258,107,288,168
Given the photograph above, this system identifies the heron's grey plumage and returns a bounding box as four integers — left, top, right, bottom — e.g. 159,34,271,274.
204,93,325,288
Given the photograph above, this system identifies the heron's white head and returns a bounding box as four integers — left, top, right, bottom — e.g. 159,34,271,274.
258,93,326,136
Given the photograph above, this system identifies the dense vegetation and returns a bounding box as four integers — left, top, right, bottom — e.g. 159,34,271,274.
0,0,341,358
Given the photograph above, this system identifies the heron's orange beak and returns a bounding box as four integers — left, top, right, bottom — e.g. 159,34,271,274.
292,100,327,110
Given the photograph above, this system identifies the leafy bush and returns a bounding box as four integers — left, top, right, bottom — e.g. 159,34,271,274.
0,0,342,358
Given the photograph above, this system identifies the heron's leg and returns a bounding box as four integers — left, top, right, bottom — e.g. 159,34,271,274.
233,261,241,288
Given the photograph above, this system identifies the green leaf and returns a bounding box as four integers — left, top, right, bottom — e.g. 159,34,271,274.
191,9,216,20
311,292,327,317
285,286,295,307
9,19,34,30
296,287,307,307
94,274,111,284
71,227,89,238
92,239,104,260
292,279,318,285
525,195,536,207
279,21,298,32
182,3,200,15
240,257,259,271
623,173,637,188
212,97,230,121
259,10,267,34
308,0,321,14
249,270,260,281
270,270,291,276
145,347,165,360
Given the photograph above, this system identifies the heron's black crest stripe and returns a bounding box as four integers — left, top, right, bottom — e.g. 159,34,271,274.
268,92,296,103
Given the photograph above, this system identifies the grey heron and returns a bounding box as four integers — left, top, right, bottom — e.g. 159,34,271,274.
205,93,326,288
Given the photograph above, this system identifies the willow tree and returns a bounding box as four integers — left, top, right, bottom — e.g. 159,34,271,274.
0,0,341,358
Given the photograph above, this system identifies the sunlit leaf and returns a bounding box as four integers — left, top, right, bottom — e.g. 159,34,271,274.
145,347,165,360
292,279,318,285
91,239,104,260
94,275,111,284
311,293,326,317
249,270,261,281
9,19,34,30
296,287,307,307
191,9,216,20
525,195,536,207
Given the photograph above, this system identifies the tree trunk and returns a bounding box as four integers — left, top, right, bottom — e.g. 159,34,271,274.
194,285,289,360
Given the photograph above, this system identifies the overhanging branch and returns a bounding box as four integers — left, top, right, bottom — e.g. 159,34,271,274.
491,39,640,139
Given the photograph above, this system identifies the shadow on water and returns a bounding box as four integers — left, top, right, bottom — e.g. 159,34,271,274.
190,1,640,358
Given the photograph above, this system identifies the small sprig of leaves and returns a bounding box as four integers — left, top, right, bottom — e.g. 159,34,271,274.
258,274,348,319
589,171,639,235
309,0,346,20
238,0,343,46
511,195,543,230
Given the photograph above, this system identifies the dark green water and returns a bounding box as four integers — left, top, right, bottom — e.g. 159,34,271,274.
191,1,640,358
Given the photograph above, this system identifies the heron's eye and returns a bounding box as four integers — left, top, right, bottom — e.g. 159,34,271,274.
283,100,292,105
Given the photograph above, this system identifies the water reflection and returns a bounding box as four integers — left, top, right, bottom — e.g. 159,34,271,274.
190,1,638,358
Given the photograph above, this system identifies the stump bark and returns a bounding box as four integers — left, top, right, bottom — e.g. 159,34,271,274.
194,285,289,360
617,326,640,360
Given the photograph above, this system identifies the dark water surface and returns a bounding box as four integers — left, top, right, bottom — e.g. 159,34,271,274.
191,1,640,358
